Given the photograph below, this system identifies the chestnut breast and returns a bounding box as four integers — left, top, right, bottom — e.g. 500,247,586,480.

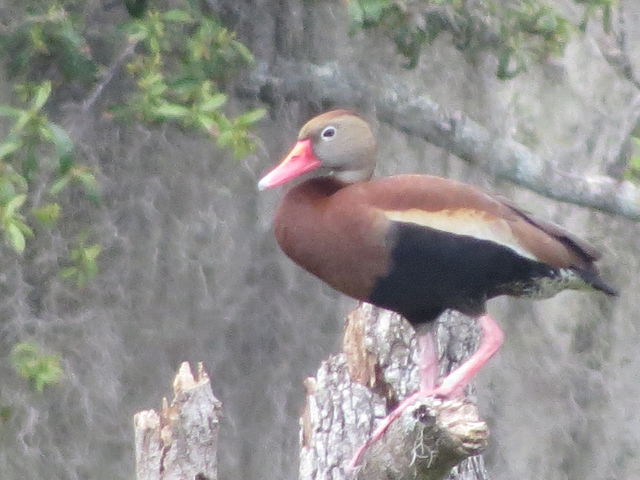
274,178,391,300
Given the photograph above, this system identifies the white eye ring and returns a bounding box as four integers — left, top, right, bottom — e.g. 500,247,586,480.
321,126,336,140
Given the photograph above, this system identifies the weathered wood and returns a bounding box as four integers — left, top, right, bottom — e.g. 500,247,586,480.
134,362,222,480
133,309,489,480
299,304,490,480
357,399,488,480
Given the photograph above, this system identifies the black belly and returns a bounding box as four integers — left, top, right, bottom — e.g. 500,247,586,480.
368,222,555,325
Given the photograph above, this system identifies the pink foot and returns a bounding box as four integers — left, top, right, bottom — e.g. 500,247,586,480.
348,390,425,469
348,330,440,469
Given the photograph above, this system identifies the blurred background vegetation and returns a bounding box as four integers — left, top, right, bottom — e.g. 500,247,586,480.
0,0,265,393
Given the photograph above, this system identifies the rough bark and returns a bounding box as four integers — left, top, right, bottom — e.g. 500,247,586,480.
299,304,491,480
134,362,222,480
240,62,640,222
134,307,490,480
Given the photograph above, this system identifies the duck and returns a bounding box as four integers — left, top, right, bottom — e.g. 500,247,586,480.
258,109,616,466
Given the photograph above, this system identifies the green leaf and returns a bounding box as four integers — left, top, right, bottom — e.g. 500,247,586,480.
217,130,234,147
32,81,52,111
49,175,70,195
0,171,28,193
8,173,28,192
196,114,215,131
10,341,63,393
0,178,16,204
216,115,232,130
138,71,165,90
0,136,23,160
357,0,393,23
6,222,25,252
76,172,100,204
231,40,255,64
32,203,61,226
121,21,148,40
348,0,364,24
0,105,22,118
162,9,192,22
86,244,102,260
58,153,74,174
59,266,77,279
153,102,191,119
4,194,27,219
125,0,149,18
38,124,53,142
84,260,98,278
13,110,32,133
235,108,266,126
168,77,200,96
199,93,227,112
48,123,74,158
63,239,101,287
13,219,33,237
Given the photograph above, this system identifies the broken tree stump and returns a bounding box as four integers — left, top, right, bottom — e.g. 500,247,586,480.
134,362,222,480
299,303,491,480
133,305,490,480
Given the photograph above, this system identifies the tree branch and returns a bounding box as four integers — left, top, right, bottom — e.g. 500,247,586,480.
81,39,139,114
242,61,640,222
596,2,640,92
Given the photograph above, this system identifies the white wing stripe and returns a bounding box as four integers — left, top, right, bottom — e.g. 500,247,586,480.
382,208,538,261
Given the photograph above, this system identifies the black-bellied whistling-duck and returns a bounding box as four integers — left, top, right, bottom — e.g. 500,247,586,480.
258,110,616,467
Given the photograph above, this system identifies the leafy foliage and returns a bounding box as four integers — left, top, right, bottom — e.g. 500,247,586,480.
116,6,265,157
349,0,611,77
0,2,265,256
59,235,102,288
32,202,61,226
10,341,63,393
575,0,615,32
0,6,96,85
0,1,265,393
0,81,98,252
0,194,33,252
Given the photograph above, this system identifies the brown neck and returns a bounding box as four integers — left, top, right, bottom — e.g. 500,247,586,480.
284,176,348,202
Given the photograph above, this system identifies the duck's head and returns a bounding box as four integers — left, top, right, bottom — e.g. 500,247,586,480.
258,110,376,190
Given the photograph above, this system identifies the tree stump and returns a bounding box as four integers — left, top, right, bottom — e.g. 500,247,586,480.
134,362,222,480
134,306,490,480
299,304,490,480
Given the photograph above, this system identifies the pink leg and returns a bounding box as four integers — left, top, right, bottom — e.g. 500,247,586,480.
417,331,438,391
348,314,504,468
431,314,504,398
349,329,439,468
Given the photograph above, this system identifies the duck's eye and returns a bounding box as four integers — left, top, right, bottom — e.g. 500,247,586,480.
321,126,336,140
